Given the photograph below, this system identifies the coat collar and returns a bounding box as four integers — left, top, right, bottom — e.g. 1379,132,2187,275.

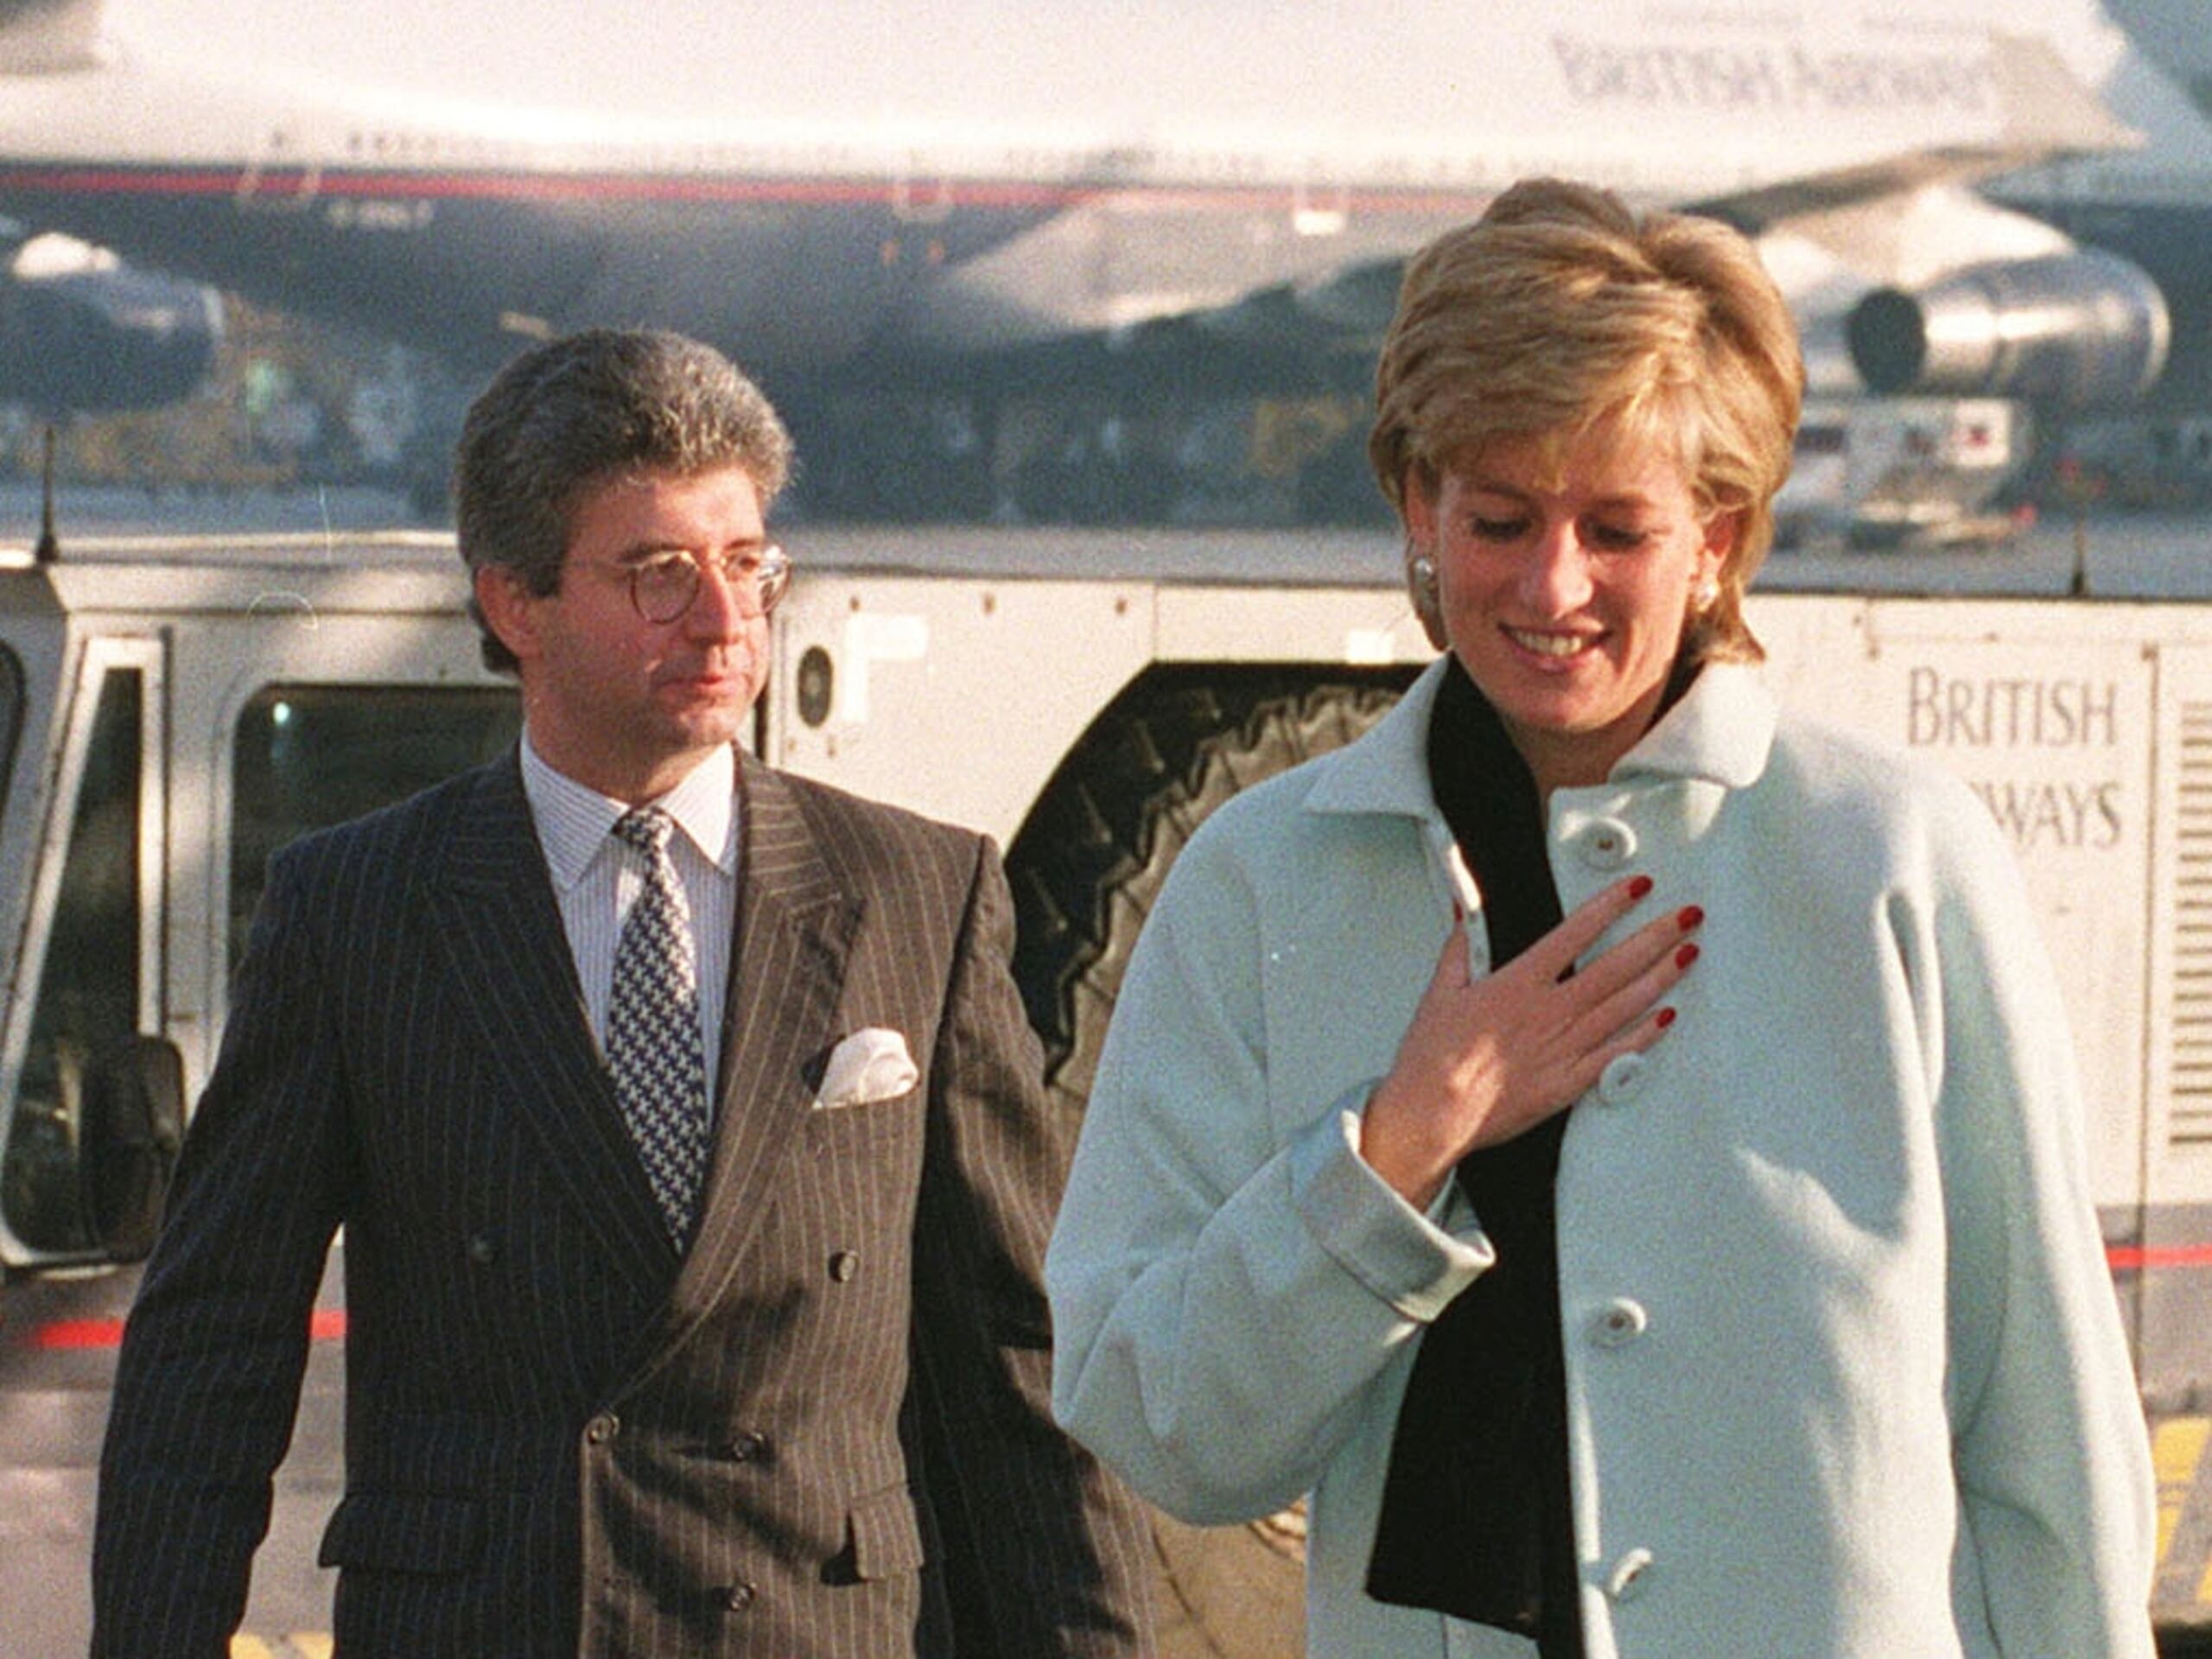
1304,655,1778,823
1611,660,1776,790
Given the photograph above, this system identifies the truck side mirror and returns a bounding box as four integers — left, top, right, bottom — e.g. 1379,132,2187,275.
80,1034,184,1262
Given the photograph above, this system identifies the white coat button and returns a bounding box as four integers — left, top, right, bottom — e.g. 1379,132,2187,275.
1597,1051,1647,1105
1590,1299,1649,1348
1606,1547,1656,1602
1575,819,1637,870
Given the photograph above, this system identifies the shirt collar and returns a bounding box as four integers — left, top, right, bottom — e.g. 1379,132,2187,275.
520,738,739,893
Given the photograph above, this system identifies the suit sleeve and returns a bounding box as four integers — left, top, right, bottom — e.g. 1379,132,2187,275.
1922,787,2157,1656
905,833,1156,1656
91,843,352,1657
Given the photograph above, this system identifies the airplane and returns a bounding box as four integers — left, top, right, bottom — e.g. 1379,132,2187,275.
0,0,2205,523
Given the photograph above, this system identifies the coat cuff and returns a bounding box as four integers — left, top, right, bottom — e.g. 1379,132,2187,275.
1288,1096,1491,1323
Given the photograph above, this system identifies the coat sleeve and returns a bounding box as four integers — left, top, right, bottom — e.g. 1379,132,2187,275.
904,832,1157,1656
90,842,352,1657
1917,785,2158,1656
1046,813,1491,1525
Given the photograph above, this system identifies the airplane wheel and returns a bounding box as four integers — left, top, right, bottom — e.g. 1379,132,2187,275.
1006,668,1414,1658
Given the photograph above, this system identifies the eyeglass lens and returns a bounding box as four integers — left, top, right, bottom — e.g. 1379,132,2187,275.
632,548,789,623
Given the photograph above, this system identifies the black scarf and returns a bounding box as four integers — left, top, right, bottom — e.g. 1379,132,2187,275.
1364,658,1582,1655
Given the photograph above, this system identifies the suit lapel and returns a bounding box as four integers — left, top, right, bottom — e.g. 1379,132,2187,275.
429,755,678,1300
663,759,860,1332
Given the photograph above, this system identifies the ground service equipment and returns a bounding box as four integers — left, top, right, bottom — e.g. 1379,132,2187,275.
3,525,2209,1655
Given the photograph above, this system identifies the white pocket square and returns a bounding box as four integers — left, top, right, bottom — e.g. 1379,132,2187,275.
813,1027,918,1110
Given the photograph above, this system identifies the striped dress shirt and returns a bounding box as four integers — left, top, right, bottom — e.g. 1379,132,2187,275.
520,737,736,1093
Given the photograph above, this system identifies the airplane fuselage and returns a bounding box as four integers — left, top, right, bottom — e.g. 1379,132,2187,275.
0,4,2150,391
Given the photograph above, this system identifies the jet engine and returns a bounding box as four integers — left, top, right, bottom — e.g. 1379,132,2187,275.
0,241,222,414
1846,249,2169,407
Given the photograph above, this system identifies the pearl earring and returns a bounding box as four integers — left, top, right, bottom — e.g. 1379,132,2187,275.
1409,555,1439,599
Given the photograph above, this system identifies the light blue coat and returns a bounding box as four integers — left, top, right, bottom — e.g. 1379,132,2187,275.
1046,657,2155,1658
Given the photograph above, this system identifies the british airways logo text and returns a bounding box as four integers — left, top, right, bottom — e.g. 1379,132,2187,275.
1906,669,2124,852
1552,35,1993,114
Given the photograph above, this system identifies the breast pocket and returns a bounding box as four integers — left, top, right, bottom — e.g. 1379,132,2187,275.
804,1085,929,1198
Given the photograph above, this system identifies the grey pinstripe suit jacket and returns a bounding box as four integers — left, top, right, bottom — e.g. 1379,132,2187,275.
92,750,1153,1656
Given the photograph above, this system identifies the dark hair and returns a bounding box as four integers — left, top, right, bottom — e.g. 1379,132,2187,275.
453,329,793,672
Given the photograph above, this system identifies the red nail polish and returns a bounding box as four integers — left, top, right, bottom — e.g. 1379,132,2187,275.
1656,1007,1676,1029
1627,874,1654,900
1677,905,1704,930
1675,942,1700,969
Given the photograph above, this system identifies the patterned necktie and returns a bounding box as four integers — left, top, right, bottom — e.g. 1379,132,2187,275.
607,806,711,1242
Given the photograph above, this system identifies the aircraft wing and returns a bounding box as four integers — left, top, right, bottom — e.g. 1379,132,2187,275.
1174,27,2148,373
900,26,2148,394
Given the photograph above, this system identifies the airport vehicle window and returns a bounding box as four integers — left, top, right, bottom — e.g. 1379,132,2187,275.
4,664,140,1253
229,684,521,965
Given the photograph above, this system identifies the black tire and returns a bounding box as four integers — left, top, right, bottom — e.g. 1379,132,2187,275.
1006,666,1414,1659
1010,667,1411,1109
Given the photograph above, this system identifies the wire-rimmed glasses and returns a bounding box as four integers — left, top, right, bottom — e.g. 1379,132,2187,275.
628,544,791,624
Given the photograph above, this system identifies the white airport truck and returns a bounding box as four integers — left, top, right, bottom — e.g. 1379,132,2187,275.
1,522,2209,1655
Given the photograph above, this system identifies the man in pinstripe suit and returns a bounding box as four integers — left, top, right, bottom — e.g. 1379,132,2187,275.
92,330,1154,1656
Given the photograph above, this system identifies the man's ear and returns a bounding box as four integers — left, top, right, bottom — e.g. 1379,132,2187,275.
474,564,542,667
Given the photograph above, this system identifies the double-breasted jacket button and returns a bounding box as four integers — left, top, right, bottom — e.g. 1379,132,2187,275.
1596,1051,1647,1105
722,1581,758,1612
726,1430,771,1463
1573,818,1638,870
829,1249,861,1283
1590,1298,1649,1348
465,1232,497,1265
1605,1547,1656,1602
583,1413,620,1446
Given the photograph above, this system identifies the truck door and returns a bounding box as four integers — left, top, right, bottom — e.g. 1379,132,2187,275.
1,636,164,1261
0,636,166,1659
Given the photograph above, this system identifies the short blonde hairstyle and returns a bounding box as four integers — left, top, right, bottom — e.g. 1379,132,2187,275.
1370,177,1802,662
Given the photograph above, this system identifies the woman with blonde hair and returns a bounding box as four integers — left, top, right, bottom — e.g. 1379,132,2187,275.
1046,178,2154,1656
